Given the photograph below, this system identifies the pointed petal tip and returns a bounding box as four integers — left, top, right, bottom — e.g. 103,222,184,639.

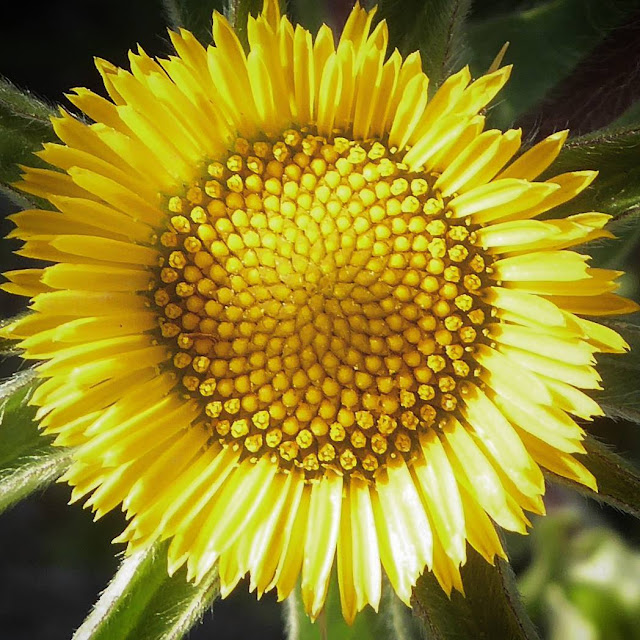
167,553,186,578
488,64,513,82
548,128,570,143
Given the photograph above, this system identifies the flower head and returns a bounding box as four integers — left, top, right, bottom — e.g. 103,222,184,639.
2,0,638,624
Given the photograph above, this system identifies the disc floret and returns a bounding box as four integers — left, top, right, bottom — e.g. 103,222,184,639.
152,128,493,480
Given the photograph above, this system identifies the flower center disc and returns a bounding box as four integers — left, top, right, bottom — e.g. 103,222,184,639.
152,129,492,480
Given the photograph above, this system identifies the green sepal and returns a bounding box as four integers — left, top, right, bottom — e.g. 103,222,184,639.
225,0,264,50
411,547,540,640
595,319,640,423
0,313,27,356
284,572,423,640
467,0,639,129
372,0,472,90
162,0,227,44
72,540,220,640
381,581,423,640
546,435,640,520
163,0,272,49
284,574,384,640
0,369,72,515
0,77,55,139
0,77,56,183
0,77,58,210
0,182,36,209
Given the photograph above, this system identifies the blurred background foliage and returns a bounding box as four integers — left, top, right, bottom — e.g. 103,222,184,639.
1,0,640,638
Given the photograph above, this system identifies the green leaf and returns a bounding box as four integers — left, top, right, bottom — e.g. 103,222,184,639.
612,101,640,129
0,77,56,184
467,0,639,129
411,547,540,640
595,319,640,423
162,0,226,44
373,0,472,89
73,540,220,640
546,435,640,520
0,369,72,514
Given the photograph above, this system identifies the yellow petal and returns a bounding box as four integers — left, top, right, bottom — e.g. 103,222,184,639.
492,251,589,282
302,471,342,619
191,457,278,581
454,65,512,116
250,472,305,597
435,129,521,197
412,66,471,140
370,50,401,138
474,343,553,406
458,485,506,563
519,431,597,491
373,458,433,604
164,446,240,574
573,317,629,353
460,384,544,497
550,293,640,316
16,166,94,201
31,289,146,316
122,424,208,515
414,431,466,566
50,235,159,266
0,268,50,298
509,170,598,221
484,287,565,326
539,375,604,420
491,391,586,454
388,74,429,150
68,167,166,225
316,53,342,136
293,25,315,126
270,482,310,600
488,323,595,365
349,478,382,612
337,485,358,625
497,343,601,389
498,129,568,180
442,416,528,534
352,40,385,140
447,179,559,221
41,263,152,292
475,219,559,250
37,142,159,204
65,87,129,133
430,532,464,596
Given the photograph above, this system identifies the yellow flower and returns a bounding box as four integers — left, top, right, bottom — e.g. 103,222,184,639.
1,0,638,624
